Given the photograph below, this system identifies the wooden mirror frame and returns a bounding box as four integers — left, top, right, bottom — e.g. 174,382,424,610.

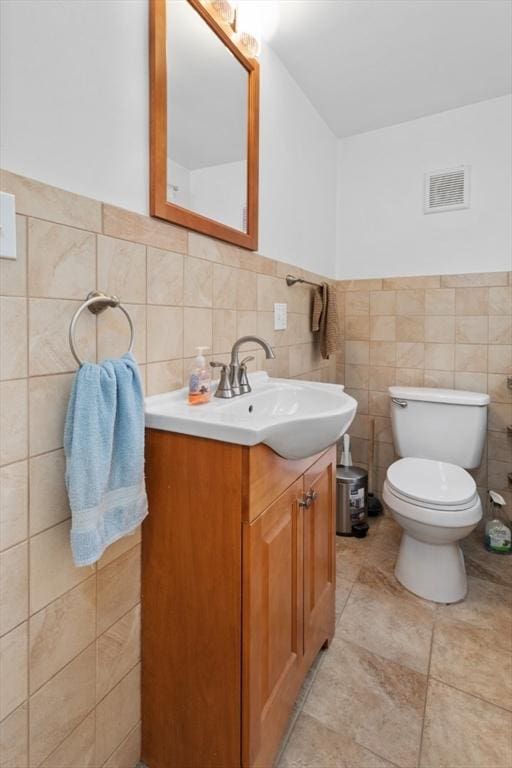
150,0,259,251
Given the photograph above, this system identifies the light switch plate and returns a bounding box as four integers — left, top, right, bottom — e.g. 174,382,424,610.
274,302,287,331
0,192,16,260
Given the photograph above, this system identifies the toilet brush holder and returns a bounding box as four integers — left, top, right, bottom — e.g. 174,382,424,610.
367,418,383,517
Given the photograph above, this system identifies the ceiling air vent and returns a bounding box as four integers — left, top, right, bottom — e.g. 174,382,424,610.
424,165,470,214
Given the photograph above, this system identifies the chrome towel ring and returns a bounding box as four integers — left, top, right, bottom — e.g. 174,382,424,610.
69,291,134,366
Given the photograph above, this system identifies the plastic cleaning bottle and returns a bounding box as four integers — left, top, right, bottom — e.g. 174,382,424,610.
485,491,511,555
188,347,211,405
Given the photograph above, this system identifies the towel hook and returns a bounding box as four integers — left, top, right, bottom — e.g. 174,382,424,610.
69,291,134,365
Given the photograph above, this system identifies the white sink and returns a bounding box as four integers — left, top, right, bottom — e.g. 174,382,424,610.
145,371,357,460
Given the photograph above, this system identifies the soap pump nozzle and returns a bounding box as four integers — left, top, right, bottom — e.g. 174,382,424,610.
194,346,209,366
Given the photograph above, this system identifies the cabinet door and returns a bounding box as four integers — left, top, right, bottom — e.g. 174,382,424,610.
303,448,336,665
242,479,304,768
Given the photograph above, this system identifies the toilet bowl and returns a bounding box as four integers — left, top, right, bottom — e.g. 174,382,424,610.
383,457,482,603
385,386,489,604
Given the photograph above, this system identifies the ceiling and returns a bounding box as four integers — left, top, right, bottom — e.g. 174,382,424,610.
268,0,512,137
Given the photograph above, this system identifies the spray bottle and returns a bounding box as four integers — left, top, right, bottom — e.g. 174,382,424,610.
485,491,511,555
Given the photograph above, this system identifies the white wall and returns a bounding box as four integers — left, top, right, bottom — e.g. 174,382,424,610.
0,0,149,217
336,95,512,279
259,44,337,278
190,161,246,232
167,157,247,232
0,0,337,277
167,159,191,209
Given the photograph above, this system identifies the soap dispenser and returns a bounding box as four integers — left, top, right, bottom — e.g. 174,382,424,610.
188,347,211,405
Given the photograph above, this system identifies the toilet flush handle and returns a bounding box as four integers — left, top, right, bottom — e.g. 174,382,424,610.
391,398,408,408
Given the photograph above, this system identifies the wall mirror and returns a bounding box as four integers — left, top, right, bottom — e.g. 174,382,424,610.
150,0,259,250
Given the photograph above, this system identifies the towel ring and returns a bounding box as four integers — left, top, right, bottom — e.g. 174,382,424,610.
69,291,134,365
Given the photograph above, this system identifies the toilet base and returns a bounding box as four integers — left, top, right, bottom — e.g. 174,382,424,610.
395,533,467,604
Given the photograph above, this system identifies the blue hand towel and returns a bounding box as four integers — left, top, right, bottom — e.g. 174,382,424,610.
64,352,148,566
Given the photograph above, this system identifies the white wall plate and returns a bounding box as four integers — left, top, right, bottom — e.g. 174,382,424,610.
274,302,287,330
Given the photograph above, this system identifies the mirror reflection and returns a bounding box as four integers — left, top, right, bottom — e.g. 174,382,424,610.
166,0,249,232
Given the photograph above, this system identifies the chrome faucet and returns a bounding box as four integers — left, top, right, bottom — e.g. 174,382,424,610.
211,335,275,399
230,336,275,395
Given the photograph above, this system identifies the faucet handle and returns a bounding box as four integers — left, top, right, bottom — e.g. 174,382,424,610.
238,356,254,395
210,361,235,399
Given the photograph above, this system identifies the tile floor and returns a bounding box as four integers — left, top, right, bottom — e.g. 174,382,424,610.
277,514,512,768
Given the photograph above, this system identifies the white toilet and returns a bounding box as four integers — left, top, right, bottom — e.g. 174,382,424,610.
383,386,490,604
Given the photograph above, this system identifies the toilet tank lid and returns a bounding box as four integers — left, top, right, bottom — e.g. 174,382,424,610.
389,386,490,406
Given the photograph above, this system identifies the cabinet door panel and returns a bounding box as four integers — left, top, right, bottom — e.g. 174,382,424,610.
303,448,336,664
142,431,242,768
243,479,304,768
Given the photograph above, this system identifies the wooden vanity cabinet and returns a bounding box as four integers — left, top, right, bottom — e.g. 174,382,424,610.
303,457,336,667
142,431,335,768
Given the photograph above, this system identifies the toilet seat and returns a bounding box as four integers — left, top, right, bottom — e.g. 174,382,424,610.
387,457,476,505
384,457,481,527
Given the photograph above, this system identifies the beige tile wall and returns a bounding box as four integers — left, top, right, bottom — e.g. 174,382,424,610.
336,273,512,514
0,170,336,767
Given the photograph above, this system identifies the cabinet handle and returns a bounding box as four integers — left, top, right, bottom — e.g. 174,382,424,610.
299,490,319,508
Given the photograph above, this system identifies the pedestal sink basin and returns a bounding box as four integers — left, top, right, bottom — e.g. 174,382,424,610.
145,371,357,460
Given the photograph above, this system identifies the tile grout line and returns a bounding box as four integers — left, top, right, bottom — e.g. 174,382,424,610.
2,329,329,385
277,569,358,763
23,619,142,765
273,649,328,765
10,210,103,237
27,594,139,702
354,741,402,768
100,720,141,768
2,592,143,726
0,700,26,729
37,705,97,768
30,573,97,639
428,675,512,715
5,538,139,633
328,616,437,682
95,661,141,767
39,646,137,768
3,211,511,292
28,644,94,766
25,212,32,767
416,603,437,768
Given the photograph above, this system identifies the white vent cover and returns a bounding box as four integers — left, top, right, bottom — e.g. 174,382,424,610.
424,165,470,214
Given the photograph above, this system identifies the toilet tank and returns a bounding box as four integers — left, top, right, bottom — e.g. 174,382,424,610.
388,386,490,469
